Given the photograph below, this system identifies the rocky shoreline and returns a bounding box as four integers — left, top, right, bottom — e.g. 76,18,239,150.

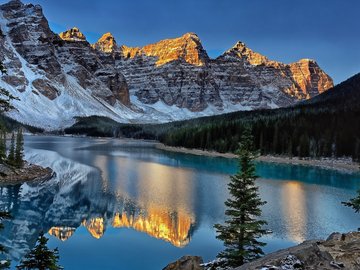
0,162,54,185
156,144,360,174
234,231,360,270
163,232,360,270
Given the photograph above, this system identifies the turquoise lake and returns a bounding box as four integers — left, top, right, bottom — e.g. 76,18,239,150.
0,135,359,270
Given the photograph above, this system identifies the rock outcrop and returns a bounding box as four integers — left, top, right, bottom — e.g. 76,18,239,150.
121,33,209,67
59,27,86,42
234,232,360,270
92,32,118,53
0,162,54,185
0,0,334,129
163,256,204,270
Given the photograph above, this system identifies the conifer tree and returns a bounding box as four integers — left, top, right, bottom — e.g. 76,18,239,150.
7,133,15,166
15,129,24,168
17,232,63,270
342,190,360,213
0,62,5,74
214,128,268,268
0,211,12,269
0,129,6,163
0,61,18,113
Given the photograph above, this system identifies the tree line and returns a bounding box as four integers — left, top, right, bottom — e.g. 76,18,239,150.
0,61,24,169
159,73,360,160
0,128,24,169
161,109,360,160
65,73,360,161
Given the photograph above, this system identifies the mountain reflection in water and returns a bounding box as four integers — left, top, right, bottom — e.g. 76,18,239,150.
0,136,359,270
49,207,194,247
0,144,200,261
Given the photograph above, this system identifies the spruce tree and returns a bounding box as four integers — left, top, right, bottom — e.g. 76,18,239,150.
7,133,15,166
0,61,18,113
15,129,24,168
214,128,268,268
342,190,360,213
0,211,12,269
0,62,5,74
17,232,63,270
0,129,6,163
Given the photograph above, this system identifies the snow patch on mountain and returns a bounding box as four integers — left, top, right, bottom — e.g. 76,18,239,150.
0,0,333,130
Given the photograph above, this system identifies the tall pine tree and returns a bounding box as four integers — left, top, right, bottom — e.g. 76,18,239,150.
214,128,268,268
0,211,12,269
0,128,6,163
17,232,63,270
7,133,15,166
15,129,24,168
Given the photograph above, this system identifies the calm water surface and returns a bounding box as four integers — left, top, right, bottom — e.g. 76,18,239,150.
0,135,359,270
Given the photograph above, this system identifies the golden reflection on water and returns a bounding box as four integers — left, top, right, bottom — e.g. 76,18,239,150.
48,227,76,241
281,181,307,243
49,209,194,247
49,158,196,247
135,161,195,214
82,218,105,239
112,207,194,247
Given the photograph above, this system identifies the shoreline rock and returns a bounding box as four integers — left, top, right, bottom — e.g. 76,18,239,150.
235,232,360,270
163,256,204,270
0,162,54,185
164,232,360,270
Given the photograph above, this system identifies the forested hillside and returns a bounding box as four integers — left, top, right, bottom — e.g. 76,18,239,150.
65,73,360,160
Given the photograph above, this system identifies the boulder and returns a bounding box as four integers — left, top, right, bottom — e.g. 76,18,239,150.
234,232,360,270
163,256,204,270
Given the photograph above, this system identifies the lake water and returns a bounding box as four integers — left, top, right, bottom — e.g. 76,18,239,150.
0,135,359,270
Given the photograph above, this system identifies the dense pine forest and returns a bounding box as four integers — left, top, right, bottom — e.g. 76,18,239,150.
66,73,360,160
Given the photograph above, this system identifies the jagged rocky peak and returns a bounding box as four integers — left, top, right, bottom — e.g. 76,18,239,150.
1,0,23,9
290,58,334,97
92,32,117,53
182,32,201,42
0,0,45,22
121,32,209,66
224,41,269,65
59,27,87,42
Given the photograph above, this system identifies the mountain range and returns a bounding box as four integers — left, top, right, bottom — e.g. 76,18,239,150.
0,0,333,130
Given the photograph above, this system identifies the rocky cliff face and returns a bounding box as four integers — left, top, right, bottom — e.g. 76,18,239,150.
92,32,118,54
0,0,132,129
114,36,333,111
121,32,209,67
0,0,334,129
59,27,86,42
116,33,221,111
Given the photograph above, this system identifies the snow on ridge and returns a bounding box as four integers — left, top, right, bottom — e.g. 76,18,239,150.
0,8,244,130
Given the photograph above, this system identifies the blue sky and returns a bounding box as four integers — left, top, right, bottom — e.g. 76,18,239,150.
10,0,360,83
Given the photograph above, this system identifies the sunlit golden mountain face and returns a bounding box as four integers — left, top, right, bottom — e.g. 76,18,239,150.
48,157,196,247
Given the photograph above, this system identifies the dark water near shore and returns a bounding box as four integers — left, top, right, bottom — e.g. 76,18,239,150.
0,135,359,270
